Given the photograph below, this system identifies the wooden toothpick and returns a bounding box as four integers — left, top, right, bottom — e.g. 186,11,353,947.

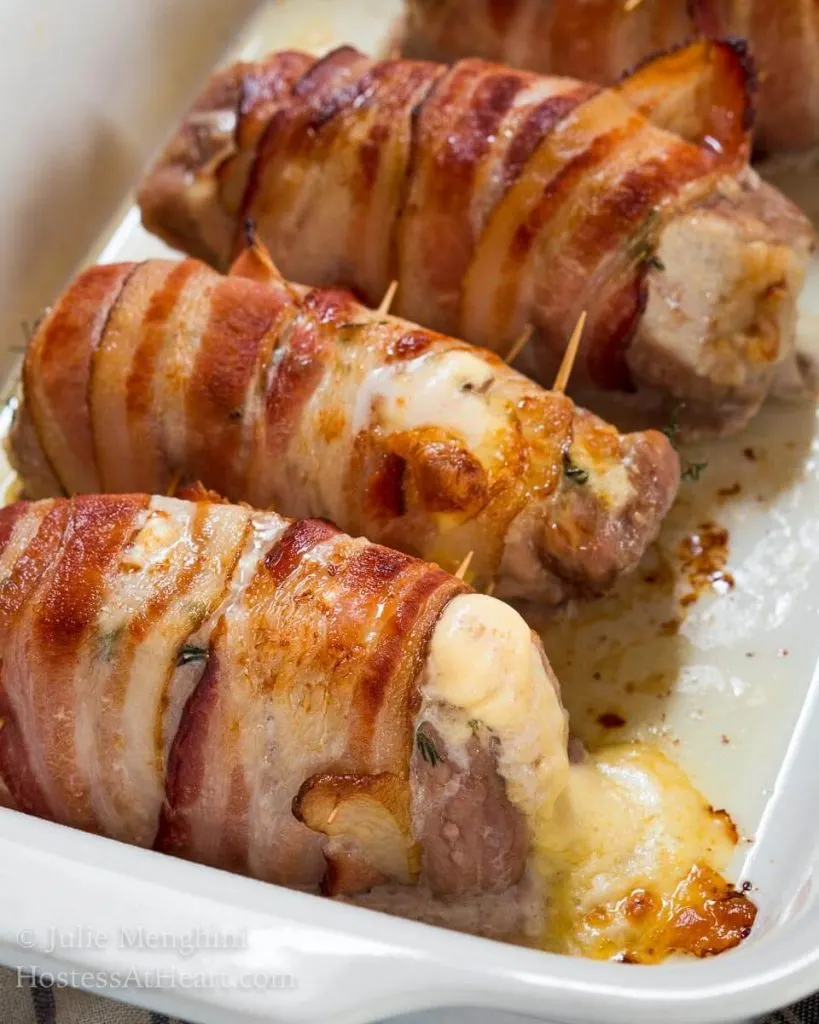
504,324,533,365
166,471,181,498
377,280,399,316
454,551,474,580
623,0,645,11
484,580,497,597
552,311,587,394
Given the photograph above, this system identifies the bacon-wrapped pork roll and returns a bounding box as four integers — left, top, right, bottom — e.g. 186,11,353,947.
403,0,819,156
138,41,814,436
0,492,569,934
10,246,679,605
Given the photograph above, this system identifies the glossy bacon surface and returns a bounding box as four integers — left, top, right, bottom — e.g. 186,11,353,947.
137,42,813,434
0,493,558,916
11,250,679,605
403,0,819,155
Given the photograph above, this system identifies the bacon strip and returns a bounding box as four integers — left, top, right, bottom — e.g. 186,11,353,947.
136,42,812,435
23,263,134,494
614,39,753,158
12,249,679,604
157,515,465,887
403,0,819,155
0,494,561,927
0,494,255,841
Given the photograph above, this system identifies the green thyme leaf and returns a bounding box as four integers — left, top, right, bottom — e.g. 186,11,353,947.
660,408,706,482
563,454,589,485
661,406,682,448
416,727,440,767
628,208,664,271
661,422,679,446
96,625,125,663
681,461,708,482
176,645,208,667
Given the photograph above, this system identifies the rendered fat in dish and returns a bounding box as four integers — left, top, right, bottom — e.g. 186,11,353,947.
403,0,819,156
0,492,756,957
137,40,815,436
9,243,679,604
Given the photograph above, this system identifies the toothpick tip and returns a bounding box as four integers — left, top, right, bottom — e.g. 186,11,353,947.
377,279,399,316
166,471,181,497
454,550,474,580
504,324,533,365
553,310,587,394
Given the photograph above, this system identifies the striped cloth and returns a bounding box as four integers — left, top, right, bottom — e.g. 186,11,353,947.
0,968,183,1024
0,966,815,1024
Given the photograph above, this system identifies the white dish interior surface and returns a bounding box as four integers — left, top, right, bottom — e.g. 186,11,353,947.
2,2,819,1023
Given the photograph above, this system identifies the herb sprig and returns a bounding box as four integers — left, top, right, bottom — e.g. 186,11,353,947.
177,645,208,667
96,625,125,663
661,406,708,482
629,208,664,272
681,461,708,482
563,453,589,485
416,727,440,767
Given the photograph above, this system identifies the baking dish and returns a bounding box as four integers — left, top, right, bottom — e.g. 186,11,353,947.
1,1,819,1022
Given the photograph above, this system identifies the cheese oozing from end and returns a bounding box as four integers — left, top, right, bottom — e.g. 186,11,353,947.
422,595,750,962
533,744,745,960
424,593,570,824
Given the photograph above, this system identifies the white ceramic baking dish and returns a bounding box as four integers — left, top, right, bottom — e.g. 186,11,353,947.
1,2,819,1022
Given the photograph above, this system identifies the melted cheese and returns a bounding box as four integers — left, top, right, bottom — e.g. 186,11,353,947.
119,508,177,573
353,350,509,457
425,600,752,961
532,744,749,961
425,594,569,823
570,442,635,511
